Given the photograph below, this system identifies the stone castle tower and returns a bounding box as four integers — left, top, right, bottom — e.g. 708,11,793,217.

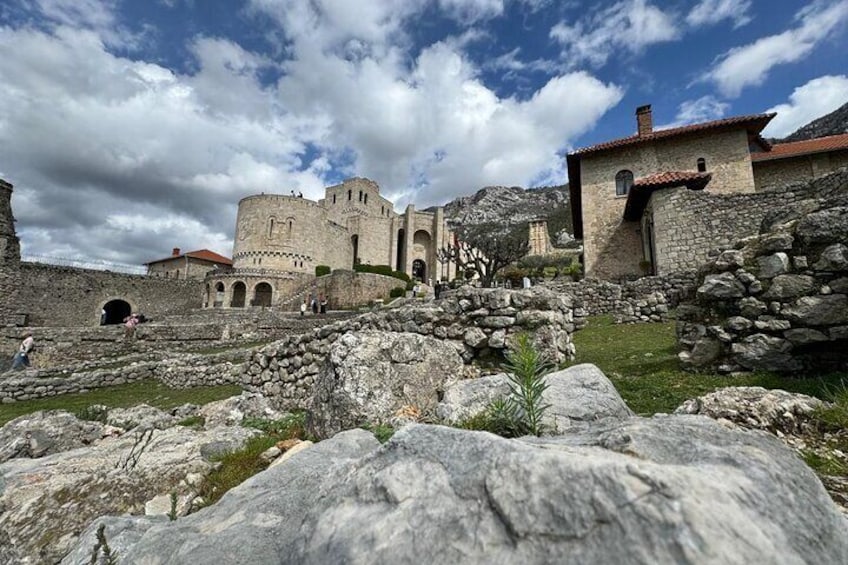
0,178,20,267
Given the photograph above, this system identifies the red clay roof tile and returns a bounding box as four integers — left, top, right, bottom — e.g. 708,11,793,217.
752,133,848,162
145,249,232,265
571,113,775,156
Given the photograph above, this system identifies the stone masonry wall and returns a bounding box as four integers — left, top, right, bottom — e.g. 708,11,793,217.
0,287,582,407
10,263,202,327
677,174,848,373
546,271,698,323
753,150,848,192
649,168,848,275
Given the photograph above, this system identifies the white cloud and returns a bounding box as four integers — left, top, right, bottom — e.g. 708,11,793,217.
686,0,752,29
550,0,679,68
706,0,848,97
762,75,848,138
658,95,729,129
1,0,623,264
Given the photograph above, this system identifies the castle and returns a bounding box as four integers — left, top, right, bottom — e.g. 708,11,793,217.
202,177,456,309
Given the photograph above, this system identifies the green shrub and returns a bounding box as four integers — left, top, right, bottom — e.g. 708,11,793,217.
177,415,206,428
391,270,411,283
315,265,331,277
354,264,410,283
242,412,307,440
503,333,554,436
389,287,406,298
405,280,415,291
75,404,109,424
361,423,395,443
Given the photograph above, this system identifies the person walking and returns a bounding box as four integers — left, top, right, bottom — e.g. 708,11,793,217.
124,313,139,340
11,331,34,370
300,299,307,316
311,296,318,315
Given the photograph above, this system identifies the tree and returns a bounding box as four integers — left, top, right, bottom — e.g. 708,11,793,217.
437,222,529,287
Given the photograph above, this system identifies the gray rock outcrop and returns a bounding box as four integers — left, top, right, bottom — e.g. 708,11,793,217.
0,410,113,463
0,417,259,563
199,391,286,428
67,418,848,564
308,331,465,438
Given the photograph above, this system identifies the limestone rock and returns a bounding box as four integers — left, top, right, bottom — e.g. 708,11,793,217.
541,364,633,429
436,373,512,424
0,424,259,563
675,386,824,435
713,249,744,270
755,252,790,279
60,516,168,565
697,272,745,299
814,243,848,272
761,274,816,300
782,294,848,327
74,420,848,564
0,410,111,463
731,334,799,372
308,331,464,438
795,206,848,245
107,404,176,431
199,391,286,428
784,328,829,345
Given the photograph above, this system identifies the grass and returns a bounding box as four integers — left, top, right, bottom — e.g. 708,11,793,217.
198,413,308,506
0,380,242,426
569,316,847,415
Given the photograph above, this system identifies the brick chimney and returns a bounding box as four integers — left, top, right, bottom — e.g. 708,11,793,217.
636,105,653,136
172,248,181,256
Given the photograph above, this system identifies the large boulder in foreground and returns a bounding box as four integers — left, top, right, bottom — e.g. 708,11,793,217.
308,331,465,438
68,419,848,564
436,364,633,431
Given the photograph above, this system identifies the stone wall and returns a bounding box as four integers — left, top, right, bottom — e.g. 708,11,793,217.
0,287,581,407
677,180,848,373
649,167,848,275
753,150,848,192
8,263,201,327
241,286,580,409
546,271,698,323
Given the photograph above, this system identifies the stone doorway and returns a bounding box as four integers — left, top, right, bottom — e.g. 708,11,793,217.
412,259,426,281
102,299,131,325
231,282,246,308
254,282,272,307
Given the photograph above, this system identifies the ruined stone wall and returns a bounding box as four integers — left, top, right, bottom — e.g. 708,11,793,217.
314,271,404,310
649,168,848,275
0,287,582,407
677,175,848,373
753,150,848,192
546,271,697,323
581,129,755,280
11,263,201,326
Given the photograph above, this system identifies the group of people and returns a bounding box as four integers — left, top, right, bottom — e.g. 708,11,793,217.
300,294,328,316
9,331,34,371
289,190,304,198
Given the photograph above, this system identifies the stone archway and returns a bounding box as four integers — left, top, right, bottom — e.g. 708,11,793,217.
231,281,246,308
102,299,131,325
214,282,225,307
412,259,426,281
254,282,273,307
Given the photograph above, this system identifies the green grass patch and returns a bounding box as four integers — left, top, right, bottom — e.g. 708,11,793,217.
0,380,242,426
177,415,206,428
802,450,848,476
360,423,395,443
569,316,846,415
243,412,307,440
197,435,280,506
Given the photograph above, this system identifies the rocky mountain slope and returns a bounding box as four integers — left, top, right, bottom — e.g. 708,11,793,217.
782,100,848,142
432,184,573,244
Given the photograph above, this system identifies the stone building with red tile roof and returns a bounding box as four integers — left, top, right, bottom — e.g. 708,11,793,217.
567,105,848,279
145,247,232,280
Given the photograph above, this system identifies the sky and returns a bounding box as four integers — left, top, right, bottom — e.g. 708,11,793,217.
1,0,847,266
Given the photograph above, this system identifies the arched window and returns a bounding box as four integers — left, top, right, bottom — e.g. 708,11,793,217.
268,217,275,238
697,158,706,172
615,170,634,196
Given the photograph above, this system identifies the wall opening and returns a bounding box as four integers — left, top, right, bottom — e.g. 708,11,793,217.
351,234,359,267
396,229,405,271
412,259,426,281
102,299,131,325
254,282,273,307
231,281,246,308
215,282,225,307
615,170,634,196
697,158,707,172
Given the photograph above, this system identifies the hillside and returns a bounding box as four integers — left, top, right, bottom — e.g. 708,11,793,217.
432,184,573,246
782,100,848,142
